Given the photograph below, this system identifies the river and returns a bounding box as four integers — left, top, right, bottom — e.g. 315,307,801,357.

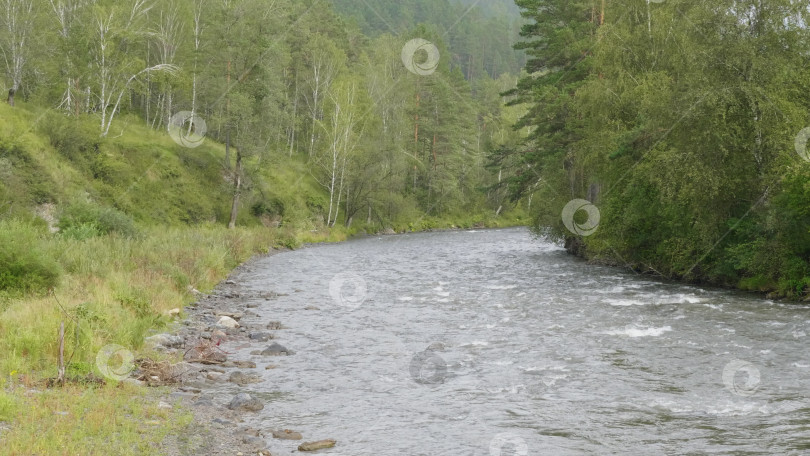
220,227,810,455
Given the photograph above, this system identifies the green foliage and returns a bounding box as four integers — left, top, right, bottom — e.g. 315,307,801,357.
58,202,139,238
500,0,810,297
39,112,101,161
0,220,61,295
251,198,285,218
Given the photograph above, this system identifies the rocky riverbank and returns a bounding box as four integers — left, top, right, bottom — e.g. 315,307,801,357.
146,252,335,455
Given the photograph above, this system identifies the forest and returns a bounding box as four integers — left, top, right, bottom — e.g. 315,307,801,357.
0,0,527,230
495,0,810,298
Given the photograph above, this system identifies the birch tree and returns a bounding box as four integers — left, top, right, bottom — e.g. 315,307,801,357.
315,78,366,227
302,35,345,157
92,0,177,136
0,0,34,106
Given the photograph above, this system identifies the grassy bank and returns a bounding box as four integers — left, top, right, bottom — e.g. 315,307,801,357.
0,100,526,452
0,219,523,454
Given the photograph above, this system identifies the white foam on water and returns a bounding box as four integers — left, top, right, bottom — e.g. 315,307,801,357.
397,296,413,301
485,284,517,290
436,291,450,297
604,298,648,306
461,341,489,347
604,326,672,337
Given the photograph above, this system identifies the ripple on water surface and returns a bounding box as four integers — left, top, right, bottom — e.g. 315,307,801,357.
219,228,810,455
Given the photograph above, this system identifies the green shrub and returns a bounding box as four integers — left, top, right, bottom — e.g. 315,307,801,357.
58,202,138,238
0,220,61,294
251,198,285,217
60,222,101,241
39,112,100,161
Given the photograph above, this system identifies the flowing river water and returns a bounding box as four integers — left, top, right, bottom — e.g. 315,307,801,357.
217,227,810,455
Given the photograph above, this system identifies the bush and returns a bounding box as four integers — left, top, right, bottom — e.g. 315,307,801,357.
58,202,138,238
60,222,101,241
251,198,285,217
39,112,100,161
0,220,61,294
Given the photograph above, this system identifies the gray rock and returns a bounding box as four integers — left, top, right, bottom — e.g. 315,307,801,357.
272,429,303,440
216,311,243,320
242,435,265,450
249,332,273,341
144,333,184,349
233,360,257,369
261,342,293,356
229,371,262,386
227,393,263,412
